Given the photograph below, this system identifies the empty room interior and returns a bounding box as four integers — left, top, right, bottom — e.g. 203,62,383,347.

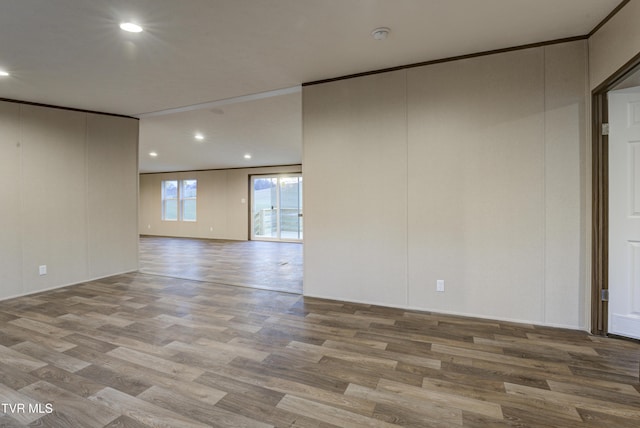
1,1,640,427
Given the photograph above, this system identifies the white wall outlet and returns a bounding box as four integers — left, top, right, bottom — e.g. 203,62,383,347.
210,226,214,232
241,198,246,204
147,224,151,229
436,279,445,292
39,265,47,276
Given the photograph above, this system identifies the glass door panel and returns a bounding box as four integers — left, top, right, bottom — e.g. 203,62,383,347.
279,176,303,240
252,177,278,239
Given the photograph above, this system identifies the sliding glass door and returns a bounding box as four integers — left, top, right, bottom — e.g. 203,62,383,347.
251,174,302,242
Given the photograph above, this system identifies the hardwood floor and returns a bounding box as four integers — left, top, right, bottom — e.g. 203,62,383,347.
139,236,303,294
0,272,638,427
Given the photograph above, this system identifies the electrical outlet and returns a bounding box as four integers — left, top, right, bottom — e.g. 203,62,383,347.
210,226,213,232
39,265,47,276
147,224,151,229
436,279,445,292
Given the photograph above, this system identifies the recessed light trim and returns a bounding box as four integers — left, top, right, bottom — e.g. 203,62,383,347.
195,133,204,141
0,70,10,77
244,154,252,159
120,22,143,33
149,151,158,157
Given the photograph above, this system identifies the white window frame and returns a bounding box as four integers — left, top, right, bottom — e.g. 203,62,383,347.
180,179,197,222
161,179,197,222
161,180,178,221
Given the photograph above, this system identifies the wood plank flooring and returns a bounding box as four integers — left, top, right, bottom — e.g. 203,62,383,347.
139,236,303,294
0,272,638,427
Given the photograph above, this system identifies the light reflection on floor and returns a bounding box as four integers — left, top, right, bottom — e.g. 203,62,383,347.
139,236,303,294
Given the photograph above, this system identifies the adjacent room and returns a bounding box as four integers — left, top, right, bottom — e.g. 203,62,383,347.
0,1,639,426
137,90,304,294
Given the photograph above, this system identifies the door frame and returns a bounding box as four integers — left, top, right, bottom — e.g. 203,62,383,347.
591,51,640,335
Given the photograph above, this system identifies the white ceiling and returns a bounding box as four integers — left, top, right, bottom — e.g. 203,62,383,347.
139,89,302,171
0,0,622,172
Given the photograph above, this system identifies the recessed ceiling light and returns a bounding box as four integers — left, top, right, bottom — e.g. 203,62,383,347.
120,22,143,33
0,70,9,77
149,152,158,157
244,154,252,159
371,27,390,40
195,133,204,141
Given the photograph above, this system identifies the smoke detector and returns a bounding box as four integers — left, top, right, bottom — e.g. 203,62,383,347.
371,27,390,40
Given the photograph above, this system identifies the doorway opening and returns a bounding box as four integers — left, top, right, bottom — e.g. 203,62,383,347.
592,52,640,339
250,174,303,242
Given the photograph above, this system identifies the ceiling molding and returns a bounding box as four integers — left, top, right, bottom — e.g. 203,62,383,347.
139,163,302,175
588,0,630,37
0,97,136,119
303,35,587,87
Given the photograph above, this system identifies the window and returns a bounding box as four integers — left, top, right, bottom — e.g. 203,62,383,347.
162,180,178,221
162,179,197,221
181,179,197,221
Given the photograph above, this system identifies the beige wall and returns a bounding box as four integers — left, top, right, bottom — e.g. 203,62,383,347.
303,71,408,307
139,165,302,240
0,101,139,300
590,0,640,90
304,40,588,329
87,114,140,279
0,102,23,298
